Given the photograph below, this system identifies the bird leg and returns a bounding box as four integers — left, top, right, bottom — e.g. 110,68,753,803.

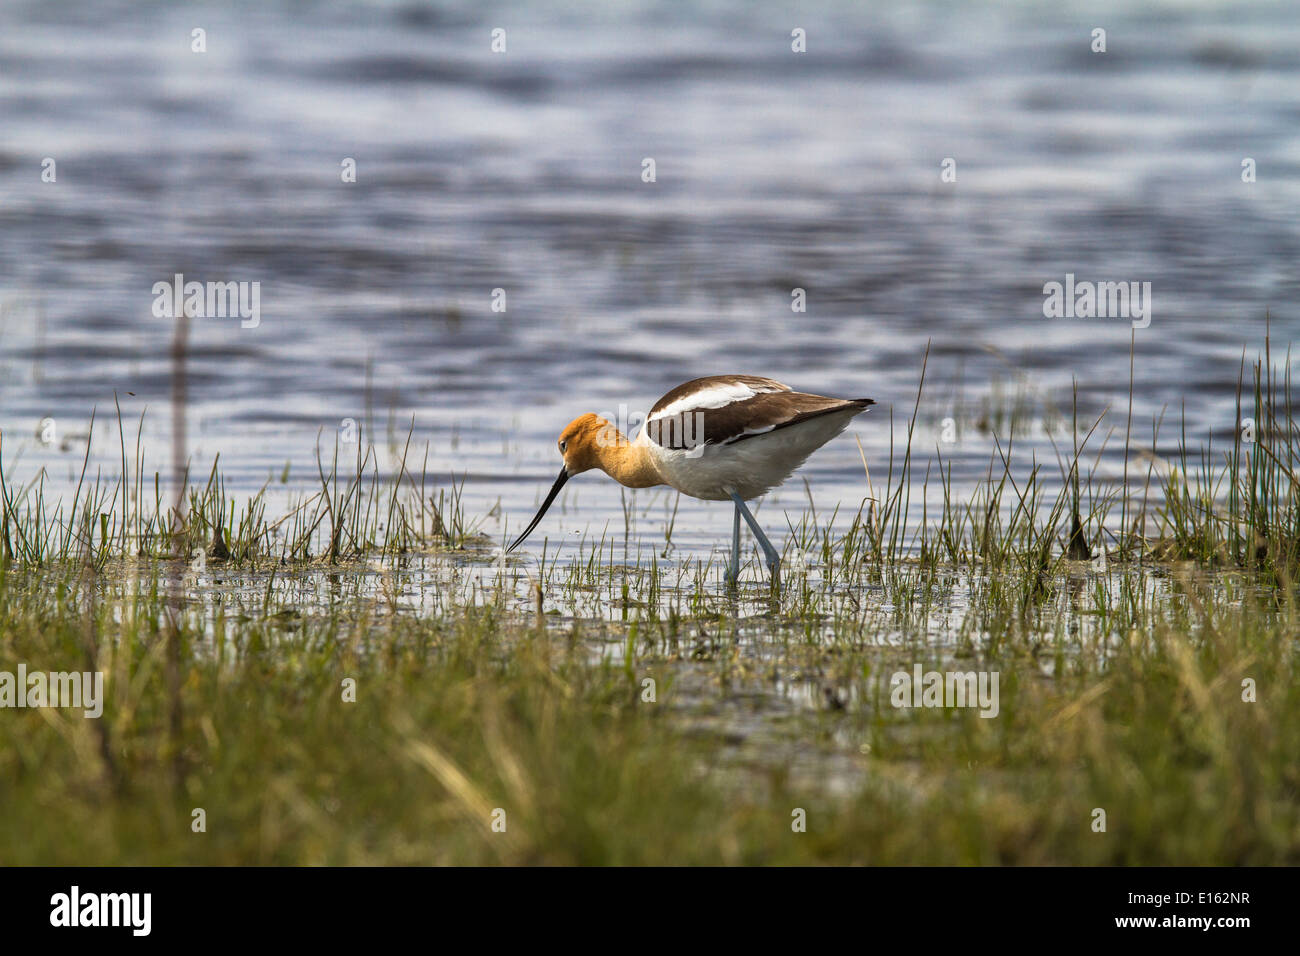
728,492,781,585
725,501,742,586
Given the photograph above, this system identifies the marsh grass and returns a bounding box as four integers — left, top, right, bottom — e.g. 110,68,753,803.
2,545,1295,864
1,337,1298,864
1155,335,1300,580
0,407,485,569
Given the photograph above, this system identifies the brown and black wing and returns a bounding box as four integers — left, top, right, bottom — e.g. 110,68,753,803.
646,376,873,451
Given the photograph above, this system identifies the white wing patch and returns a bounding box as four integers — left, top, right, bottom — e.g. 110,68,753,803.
728,422,776,443
649,380,786,422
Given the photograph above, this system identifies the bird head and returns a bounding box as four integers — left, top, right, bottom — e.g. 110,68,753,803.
505,413,623,554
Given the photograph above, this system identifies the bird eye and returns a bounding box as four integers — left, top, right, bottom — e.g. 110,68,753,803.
559,440,567,453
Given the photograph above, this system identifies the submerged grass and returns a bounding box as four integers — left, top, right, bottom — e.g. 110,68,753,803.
1,335,1298,865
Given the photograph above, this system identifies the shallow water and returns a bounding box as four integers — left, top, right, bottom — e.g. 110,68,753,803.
1,0,1297,566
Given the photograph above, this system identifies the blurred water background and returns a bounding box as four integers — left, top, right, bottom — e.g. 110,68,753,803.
1,0,1297,563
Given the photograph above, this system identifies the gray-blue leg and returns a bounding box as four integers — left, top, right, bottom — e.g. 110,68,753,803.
725,501,742,585
728,492,780,583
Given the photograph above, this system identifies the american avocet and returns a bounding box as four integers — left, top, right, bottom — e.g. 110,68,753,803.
506,375,874,585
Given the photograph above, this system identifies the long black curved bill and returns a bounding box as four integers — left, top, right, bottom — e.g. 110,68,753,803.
506,466,570,554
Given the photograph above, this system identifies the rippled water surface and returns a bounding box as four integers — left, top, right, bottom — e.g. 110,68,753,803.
2,0,1297,565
